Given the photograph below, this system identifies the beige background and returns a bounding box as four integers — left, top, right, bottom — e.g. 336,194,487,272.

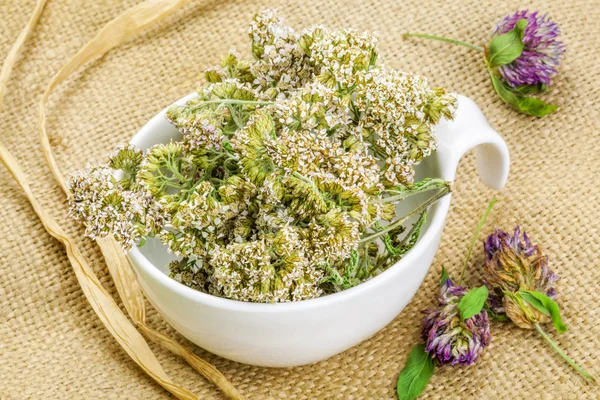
1,0,599,398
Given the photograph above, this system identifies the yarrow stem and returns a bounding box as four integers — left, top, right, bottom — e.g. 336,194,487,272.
359,186,450,244
381,178,449,203
534,324,596,382
403,33,484,52
189,99,275,110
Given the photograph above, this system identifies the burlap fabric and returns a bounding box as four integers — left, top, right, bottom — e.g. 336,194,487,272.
1,0,599,398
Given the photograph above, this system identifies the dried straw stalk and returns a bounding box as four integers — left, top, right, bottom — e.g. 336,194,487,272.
0,143,199,400
0,0,47,111
1,0,243,399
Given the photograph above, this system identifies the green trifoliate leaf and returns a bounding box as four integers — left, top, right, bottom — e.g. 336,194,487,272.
490,73,558,117
440,266,449,287
513,82,548,95
458,286,489,320
514,96,558,117
486,19,528,68
397,344,434,400
519,290,567,333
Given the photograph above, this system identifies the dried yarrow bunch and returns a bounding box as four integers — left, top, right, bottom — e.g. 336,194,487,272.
404,10,564,117
68,9,456,303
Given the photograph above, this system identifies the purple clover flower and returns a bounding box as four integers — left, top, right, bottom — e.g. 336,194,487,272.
421,279,491,366
494,10,565,88
484,226,559,327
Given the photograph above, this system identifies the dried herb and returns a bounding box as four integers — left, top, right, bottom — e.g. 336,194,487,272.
404,10,564,116
483,227,595,381
67,10,455,303
397,199,496,399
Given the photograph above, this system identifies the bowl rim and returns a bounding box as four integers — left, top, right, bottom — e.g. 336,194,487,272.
127,94,451,312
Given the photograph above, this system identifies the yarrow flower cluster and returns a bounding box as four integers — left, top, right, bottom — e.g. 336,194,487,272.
68,10,456,303
68,145,166,249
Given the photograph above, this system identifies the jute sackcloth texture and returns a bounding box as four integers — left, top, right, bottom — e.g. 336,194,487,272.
1,0,599,398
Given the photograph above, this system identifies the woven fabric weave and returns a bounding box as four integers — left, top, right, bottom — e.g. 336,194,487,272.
1,0,599,398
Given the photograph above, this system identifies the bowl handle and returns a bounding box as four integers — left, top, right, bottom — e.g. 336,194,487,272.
435,94,510,190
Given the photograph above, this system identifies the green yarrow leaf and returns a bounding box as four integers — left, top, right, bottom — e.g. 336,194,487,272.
489,73,558,117
440,266,449,287
397,344,434,400
382,212,427,258
519,290,567,333
458,286,489,320
487,19,528,68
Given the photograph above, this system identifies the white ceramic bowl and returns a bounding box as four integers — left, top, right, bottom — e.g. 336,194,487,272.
127,94,509,367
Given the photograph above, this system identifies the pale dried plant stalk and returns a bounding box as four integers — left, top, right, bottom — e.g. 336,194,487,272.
0,0,47,111
0,0,195,399
96,238,146,323
0,0,243,399
38,0,195,189
0,143,198,400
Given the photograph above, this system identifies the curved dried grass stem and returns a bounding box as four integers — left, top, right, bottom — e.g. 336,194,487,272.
0,0,244,398
0,142,198,400
0,0,48,110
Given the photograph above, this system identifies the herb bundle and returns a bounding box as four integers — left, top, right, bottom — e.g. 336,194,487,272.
68,10,456,303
